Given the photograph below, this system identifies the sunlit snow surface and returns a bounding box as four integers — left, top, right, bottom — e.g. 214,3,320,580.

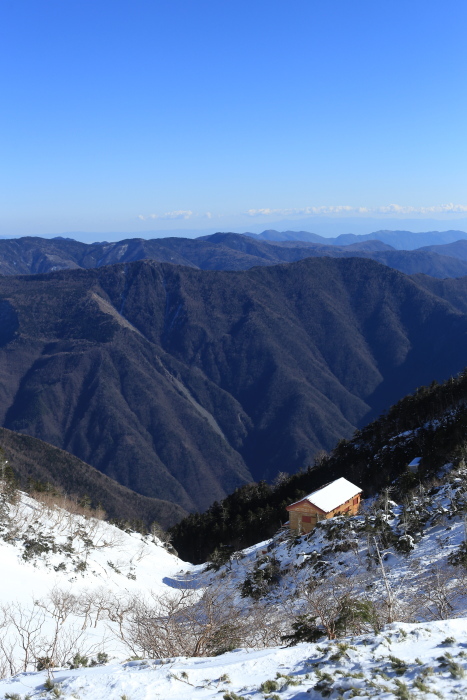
0,493,199,673
3,470,467,698
2,619,467,698
0,493,192,601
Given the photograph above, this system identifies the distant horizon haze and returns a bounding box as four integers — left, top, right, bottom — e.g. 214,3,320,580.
2,218,467,244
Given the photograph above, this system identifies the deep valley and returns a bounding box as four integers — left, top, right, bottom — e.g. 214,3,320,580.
1,255,467,516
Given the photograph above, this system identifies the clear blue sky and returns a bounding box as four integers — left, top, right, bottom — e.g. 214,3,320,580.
1,0,466,239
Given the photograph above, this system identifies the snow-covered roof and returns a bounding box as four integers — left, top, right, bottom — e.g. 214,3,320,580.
408,457,421,467
288,477,362,513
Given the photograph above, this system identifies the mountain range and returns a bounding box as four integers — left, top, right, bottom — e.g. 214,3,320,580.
2,256,467,515
247,227,467,249
2,230,467,278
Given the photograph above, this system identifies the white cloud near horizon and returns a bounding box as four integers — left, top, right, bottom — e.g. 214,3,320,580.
137,211,214,221
246,204,467,217
136,204,467,224
137,210,194,221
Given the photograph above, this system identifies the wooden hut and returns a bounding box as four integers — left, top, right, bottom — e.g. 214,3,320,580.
286,477,362,534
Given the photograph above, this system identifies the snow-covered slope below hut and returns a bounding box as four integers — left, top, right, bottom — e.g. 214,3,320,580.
3,458,467,698
2,618,467,699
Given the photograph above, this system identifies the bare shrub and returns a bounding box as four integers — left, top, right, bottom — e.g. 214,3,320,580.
121,584,281,659
0,605,17,678
75,587,115,630
417,565,464,620
35,587,80,624
295,575,380,640
0,591,108,676
243,601,284,648
1,602,47,673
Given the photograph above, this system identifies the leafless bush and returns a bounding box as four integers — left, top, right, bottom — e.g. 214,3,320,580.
0,602,47,673
0,591,107,676
295,575,379,639
242,601,284,647
416,565,465,620
0,604,18,678
120,584,283,659
126,588,228,657
74,587,114,630
37,586,79,617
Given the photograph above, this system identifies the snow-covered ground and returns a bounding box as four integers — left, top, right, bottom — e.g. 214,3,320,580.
0,493,189,601
1,618,467,698
0,492,200,677
3,460,467,698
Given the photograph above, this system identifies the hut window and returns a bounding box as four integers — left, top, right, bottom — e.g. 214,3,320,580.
302,515,312,523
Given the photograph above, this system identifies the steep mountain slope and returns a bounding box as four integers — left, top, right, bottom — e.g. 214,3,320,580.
2,233,467,277
171,366,467,561
0,427,185,527
410,274,467,315
0,485,190,679
417,239,467,260
1,257,467,512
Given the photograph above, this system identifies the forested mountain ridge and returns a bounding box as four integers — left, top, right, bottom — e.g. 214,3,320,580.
1,256,467,514
2,232,467,277
410,274,467,315
0,427,185,527
417,239,467,261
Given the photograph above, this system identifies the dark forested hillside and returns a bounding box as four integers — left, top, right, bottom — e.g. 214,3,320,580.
417,240,467,261
171,369,467,562
0,427,186,527
1,256,467,514
412,273,467,315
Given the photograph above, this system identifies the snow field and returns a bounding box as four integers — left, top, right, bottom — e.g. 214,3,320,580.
3,462,467,698
2,618,467,699
0,493,196,671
